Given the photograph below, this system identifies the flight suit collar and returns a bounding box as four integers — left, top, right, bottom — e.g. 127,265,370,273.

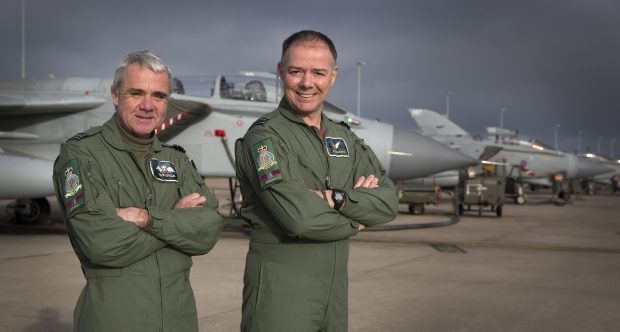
277,98,330,131
102,115,163,153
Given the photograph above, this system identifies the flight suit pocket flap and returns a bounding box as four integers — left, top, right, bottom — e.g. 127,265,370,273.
84,268,121,278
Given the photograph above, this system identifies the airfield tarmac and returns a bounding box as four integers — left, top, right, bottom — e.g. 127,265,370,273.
1,180,619,332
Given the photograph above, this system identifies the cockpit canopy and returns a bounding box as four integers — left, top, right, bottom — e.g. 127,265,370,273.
173,72,283,103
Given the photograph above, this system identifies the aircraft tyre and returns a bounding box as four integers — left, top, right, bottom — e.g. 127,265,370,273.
496,204,503,217
514,195,526,205
409,203,425,215
9,198,51,225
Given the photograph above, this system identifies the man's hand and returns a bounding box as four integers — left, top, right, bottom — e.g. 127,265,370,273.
354,175,379,189
358,224,366,231
174,192,207,209
116,207,149,228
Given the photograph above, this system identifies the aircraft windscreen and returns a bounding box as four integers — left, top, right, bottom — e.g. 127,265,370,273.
174,76,217,98
218,74,282,103
173,74,282,103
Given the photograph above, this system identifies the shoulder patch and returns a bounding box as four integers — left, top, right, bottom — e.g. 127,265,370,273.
251,138,283,189
66,132,87,142
249,117,269,131
163,144,186,153
59,158,86,213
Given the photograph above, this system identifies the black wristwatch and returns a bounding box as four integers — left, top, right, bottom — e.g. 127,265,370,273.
331,188,347,211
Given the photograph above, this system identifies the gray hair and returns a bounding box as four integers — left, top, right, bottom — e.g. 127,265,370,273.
112,50,172,93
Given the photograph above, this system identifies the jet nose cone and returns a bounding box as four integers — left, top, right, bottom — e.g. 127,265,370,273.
571,155,611,178
388,128,477,181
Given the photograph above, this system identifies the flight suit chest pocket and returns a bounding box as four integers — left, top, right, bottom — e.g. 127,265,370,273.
110,177,140,208
354,140,385,176
295,154,323,188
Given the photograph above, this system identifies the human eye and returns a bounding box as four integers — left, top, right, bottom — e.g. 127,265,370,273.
123,89,146,99
152,91,169,102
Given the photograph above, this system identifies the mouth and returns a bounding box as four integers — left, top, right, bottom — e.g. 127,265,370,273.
296,91,317,99
135,114,156,121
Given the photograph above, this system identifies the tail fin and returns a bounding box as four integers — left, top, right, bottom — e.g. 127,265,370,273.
409,108,470,137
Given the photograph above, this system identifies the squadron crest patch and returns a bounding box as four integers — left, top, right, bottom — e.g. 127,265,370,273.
251,138,283,189
60,159,85,212
325,137,350,157
150,159,178,182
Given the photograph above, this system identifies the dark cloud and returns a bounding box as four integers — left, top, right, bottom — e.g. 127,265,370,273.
1,0,619,155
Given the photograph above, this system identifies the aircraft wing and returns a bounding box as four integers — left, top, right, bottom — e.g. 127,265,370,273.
0,90,107,115
155,93,213,141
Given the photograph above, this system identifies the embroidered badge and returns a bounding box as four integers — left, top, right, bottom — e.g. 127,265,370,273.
325,137,350,157
60,159,85,212
251,138,283,189
150,159,178,182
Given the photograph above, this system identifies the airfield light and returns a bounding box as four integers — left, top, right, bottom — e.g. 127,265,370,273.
214,129,227,137
467,166,477,178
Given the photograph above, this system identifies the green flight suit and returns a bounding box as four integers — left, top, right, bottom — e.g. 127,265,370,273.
53,116,224,332
235,99,399,331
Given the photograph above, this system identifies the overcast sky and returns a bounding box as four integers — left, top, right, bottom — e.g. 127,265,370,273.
1,0,619,156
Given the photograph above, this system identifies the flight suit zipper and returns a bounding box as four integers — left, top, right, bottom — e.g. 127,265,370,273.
144,153,163,331
307,124,333,190
130,149,162,330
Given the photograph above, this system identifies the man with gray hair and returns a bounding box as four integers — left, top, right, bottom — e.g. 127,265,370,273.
53,50,224,331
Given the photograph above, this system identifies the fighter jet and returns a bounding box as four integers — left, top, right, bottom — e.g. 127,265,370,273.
579,153,620,193
0,72,474,224
408,108,609,202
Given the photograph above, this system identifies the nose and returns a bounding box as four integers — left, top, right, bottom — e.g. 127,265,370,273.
139,94,155,111
567,154,613,179
299,72,313,88
388,128,477,181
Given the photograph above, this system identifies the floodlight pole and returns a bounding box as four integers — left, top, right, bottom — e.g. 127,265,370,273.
554,124,560,150
445,91,452,118
21,0,26,79
500,108,506,130
356,60,366,118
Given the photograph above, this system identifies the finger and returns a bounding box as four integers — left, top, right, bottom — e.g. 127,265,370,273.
362,175,375,187
194,195,207,204
354,176,366,188
370,177,379,188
